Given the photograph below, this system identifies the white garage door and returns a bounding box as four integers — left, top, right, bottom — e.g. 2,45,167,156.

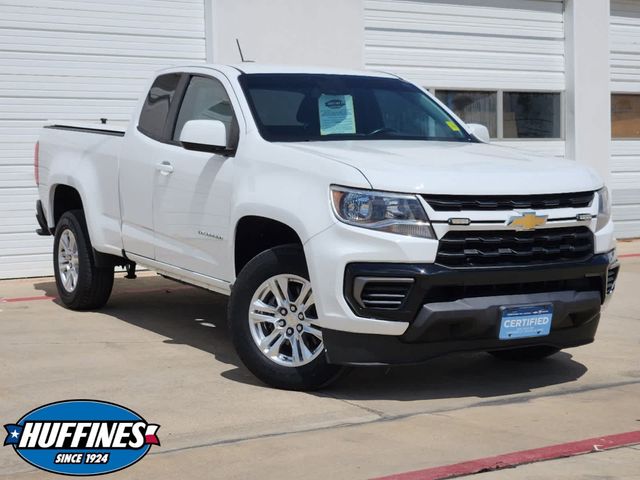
364,0,565,156
611,0,640,238
0,0,207,279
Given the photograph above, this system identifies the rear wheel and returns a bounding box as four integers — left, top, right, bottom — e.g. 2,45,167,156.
489,346,560,361
228,245,343,390
53,210,114,310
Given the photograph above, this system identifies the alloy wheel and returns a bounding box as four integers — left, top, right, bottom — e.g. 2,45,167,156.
248,274,324,367
57,229,79,292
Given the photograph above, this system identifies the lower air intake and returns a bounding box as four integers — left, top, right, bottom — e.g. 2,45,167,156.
353,277,414,310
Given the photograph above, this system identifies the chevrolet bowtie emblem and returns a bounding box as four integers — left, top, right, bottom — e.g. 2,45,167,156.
507,211,548,230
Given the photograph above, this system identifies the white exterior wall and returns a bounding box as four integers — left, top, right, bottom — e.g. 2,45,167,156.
0,0,207,279
209,0,364,67
363,0,566,157
610,0,640,238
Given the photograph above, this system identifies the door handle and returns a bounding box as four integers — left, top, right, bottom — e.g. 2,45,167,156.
156,162,174,175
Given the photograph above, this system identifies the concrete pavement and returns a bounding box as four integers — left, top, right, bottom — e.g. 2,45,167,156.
1,253,638,479
482,446,640,479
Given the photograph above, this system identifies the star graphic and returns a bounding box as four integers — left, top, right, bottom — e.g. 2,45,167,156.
10,430,19,439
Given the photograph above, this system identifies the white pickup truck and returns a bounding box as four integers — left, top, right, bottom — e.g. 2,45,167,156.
35,64,619,390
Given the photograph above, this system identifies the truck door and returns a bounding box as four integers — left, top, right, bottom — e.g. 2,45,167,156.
119,73,185,259
152,73,237,281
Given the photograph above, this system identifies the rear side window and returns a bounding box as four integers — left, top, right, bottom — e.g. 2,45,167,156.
138,73,181,140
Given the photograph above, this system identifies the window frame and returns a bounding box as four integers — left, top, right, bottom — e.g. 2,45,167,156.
431,88,565,141
137,72,242,152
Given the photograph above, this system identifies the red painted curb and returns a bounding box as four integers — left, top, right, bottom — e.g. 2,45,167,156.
0,295,54,303
619,253,640,258
373,431,640,480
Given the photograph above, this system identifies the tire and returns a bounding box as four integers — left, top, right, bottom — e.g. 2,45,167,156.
53,209,114,310
228,245,343,390
489,346,560,361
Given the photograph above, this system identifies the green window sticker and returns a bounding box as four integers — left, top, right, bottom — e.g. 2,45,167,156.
446,120,461,132
319,94,356,135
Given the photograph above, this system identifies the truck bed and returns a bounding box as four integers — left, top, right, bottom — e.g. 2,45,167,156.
38,122,126,258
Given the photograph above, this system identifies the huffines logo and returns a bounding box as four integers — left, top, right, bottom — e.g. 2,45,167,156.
4,400,160,476
6,421,159,450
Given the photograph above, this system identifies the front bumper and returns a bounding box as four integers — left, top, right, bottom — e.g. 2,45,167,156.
343,252,615,324
324,312,600,365
304,217,617,336
323,252,619,365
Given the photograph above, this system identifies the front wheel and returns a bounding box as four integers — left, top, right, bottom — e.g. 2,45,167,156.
228,245,343,390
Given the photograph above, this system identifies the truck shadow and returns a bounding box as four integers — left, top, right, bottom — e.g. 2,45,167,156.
321,351,586,401
34,275,588,401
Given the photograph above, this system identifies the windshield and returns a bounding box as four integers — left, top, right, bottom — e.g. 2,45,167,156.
238,73,474,143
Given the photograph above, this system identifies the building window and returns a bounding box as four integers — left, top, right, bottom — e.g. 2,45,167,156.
503,92,561,139
612,94,640,139
435,90,497,138
434,89,562,140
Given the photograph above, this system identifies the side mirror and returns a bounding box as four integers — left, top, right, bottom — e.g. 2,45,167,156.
179,119,228,153
466,123,491,143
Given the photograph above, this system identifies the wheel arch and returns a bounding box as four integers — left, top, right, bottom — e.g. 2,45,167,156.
50,184,126,268
234,215,305,277
51,184,84,229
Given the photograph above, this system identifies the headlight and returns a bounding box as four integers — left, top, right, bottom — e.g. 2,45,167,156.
596,187,611,231
330,186,435,238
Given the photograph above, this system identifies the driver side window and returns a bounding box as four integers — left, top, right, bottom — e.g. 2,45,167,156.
173,76,238,145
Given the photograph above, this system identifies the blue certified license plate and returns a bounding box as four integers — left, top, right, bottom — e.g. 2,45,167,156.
499,304,553,340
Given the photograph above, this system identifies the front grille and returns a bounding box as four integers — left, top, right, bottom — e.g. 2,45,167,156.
354,277,413,310
422,191,594,211
606,265,620,294
437,227,594,267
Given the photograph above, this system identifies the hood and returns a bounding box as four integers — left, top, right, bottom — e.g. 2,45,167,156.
283,140,602,195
